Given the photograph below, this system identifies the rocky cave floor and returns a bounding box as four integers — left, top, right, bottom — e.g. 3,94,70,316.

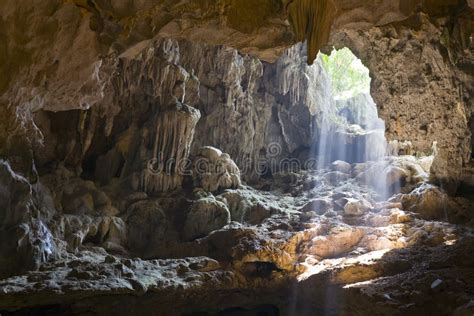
1,156,474,316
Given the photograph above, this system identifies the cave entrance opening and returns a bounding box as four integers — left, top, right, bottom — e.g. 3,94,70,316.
314,47,386,169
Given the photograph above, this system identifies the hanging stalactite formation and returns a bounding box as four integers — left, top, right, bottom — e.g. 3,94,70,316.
286,0,337,65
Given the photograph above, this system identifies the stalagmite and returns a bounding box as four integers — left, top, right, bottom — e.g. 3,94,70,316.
191,146,241,193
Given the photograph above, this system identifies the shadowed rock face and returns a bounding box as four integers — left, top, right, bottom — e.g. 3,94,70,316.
29,38,324,186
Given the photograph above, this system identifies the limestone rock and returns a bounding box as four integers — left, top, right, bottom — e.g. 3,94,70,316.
387,140,414,156
102,217,127,246
0,161,56,278
0,1,471,313
395,183,449,220
324,171,350,185
218,191,252,223
363,235,398,252
188,258,221,272
184,197,231,241
244,203,272,225
188,42,330,181
309,225,364,258
367,208,412,227
330,160,352,174
344,198,372,216
287,0,336,64
59,215,94,251
192,147,241,193
387,156,428,187
218,189,281,224
357,156,429,195
385,166,409,188
139,102,201,194
57,214,127,254
300,199,332,215
60,178,116,216
126,200,168,254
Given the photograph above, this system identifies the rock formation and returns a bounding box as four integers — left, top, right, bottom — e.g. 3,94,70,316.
184,196,231,241
192,146,241,193
139,103,201,193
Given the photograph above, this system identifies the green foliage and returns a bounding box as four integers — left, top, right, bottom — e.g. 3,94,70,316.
321,48,371,99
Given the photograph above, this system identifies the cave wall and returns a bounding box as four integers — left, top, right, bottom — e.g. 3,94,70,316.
33,38,332,185
327,4,473,191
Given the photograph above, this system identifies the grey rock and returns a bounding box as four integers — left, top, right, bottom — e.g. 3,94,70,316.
184,197,231,240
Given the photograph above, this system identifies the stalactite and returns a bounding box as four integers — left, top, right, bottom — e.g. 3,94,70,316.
287,0,337,65
140,102,201,193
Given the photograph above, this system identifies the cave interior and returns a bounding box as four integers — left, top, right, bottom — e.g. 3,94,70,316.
0,0,473,315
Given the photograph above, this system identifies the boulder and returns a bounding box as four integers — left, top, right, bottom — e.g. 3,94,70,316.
389,157,428,185
367,208,412,227
188,258,221,272
389,208,412,223
357,157,428,194
61,178,115,216
352,162,370,178
102,217,127,246
385,166,409,188
126,200,169,253
218,190,278,224
192,146,241,192
197,146,223,161
59,214,127,253
309,225,364,258
387,140,414,156
330,160,352,174
344,198,372,216
364,235,398,251
300,198,332,215
184,197,231,240
59,215,94,251
324,171,350,185
244,202,272,225
394,183,448,219
218,191,252,222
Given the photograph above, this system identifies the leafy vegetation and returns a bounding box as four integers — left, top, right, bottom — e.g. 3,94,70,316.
321,48,371,99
